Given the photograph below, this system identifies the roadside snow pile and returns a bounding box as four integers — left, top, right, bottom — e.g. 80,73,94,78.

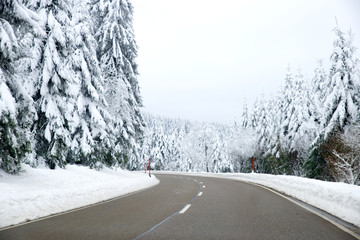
0,164,158,229
160,171,360,227
226,173,360,228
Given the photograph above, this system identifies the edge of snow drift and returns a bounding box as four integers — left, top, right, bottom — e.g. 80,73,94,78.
0,164,159,229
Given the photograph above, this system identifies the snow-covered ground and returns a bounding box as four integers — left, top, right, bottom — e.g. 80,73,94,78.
155,171,360,228
0,164,159,229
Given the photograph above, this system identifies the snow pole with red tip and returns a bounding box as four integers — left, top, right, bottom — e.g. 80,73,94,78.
149,158,151,177
252,156,255,173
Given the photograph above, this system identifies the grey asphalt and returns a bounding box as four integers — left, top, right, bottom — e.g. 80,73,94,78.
0,174,357,240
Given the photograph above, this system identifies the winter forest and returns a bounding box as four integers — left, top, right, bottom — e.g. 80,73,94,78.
1,0,360,185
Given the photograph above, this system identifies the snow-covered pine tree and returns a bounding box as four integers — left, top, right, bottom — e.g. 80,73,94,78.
0,73,22,173
287,69,305,151
267,92,282,158
140,115,164,170
166,127,182,170
241,98,249,128
255,94,279,173
322,27,359,138
305,26,360,180
201,123,217,172
255,94,269,154
279,66,295,152
249,98,259,129
302,61,330,179
33,0,78,169
263,95,277,155
263,67,303,175
92,0,145,168
311,60,327,126
321,28,360,183
260,94,283,173
0,0,37,173
299,61,328,178
285,69,314,175
227,119,256,173
68,0,111,168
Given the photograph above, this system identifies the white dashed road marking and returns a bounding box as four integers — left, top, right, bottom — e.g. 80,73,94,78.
179,204,191,214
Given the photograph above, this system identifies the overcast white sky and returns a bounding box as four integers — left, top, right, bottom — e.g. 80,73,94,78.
132,0,360,124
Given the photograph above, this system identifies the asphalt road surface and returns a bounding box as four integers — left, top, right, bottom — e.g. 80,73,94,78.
0,174,358,240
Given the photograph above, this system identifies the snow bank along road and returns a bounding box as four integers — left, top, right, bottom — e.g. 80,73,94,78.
1,174,359,240
0,165,159,228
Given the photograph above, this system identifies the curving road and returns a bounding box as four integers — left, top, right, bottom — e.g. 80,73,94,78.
0,174,358,240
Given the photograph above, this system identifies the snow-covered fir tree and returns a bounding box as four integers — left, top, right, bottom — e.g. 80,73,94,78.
241,98,249,128
0,0,37,173
311,60,328,126
68,0,111,168
279,66,295,151
306,27,360,182
227,120,256,172
285,69,314,174
32,0,79,169
92,0,145,168
321,27,360,138
255,94,269,155
266,92,282,158
249,98,259,129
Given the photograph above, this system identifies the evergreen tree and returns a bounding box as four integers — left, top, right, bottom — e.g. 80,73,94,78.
305,26,360,180
321,27,359,138
255,95,279,173
33,0,78,169
249,98,259,129
0,0,37,173
311,60,327,125
279,67,295,152
267,92,282,158
92,0,145,168
0,70,22,173
69,0,110,168
241,98,249,128
255,94,269,154
227,119,256,173
285,70,314,174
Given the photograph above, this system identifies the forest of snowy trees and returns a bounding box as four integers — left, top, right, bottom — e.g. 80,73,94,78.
140,113,256,173
0,0,144,173
140,26,360,185
245,26,360,184
1,1,359,185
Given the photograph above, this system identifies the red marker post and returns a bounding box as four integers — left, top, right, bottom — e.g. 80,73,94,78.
148,158,151,177
252,156,255,173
